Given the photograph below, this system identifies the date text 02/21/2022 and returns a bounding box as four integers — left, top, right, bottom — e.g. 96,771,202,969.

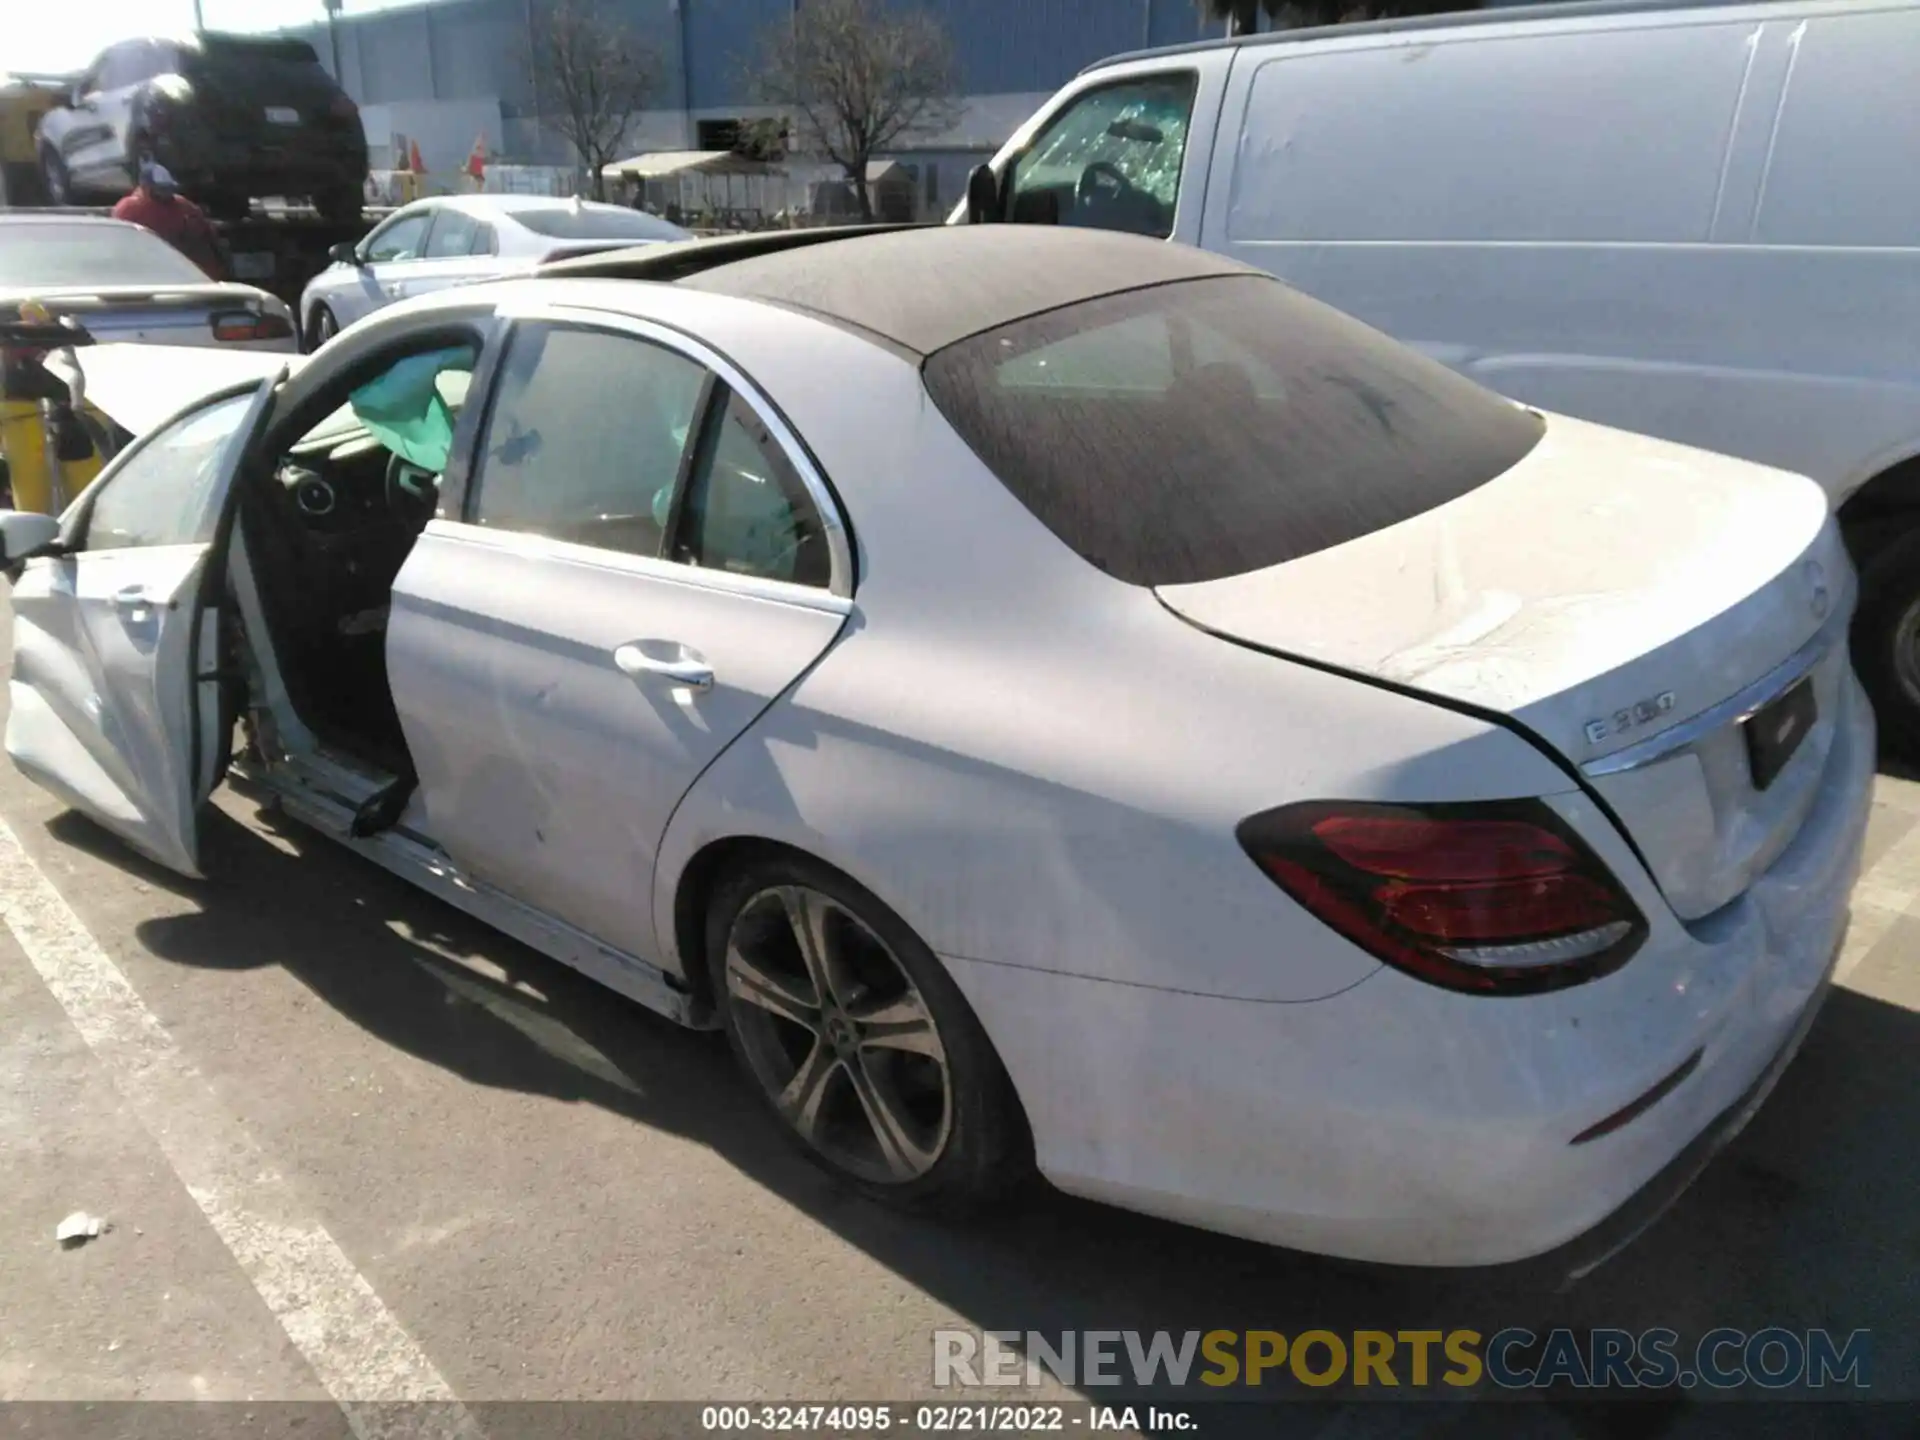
698,1404,1196,1432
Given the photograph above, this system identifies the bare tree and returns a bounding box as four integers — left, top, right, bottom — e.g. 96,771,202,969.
525,0,661,200
750,0,961,222
1207,0,1479,36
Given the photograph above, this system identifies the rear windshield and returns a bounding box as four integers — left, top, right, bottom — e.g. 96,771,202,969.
0,222,207,288
191,36,322,66
921,275,1545,587
512,208,688,242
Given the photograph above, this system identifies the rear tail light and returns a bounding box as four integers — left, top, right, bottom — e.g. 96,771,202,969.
329,93,359,121
210,310,293,343
1236,800,1646,996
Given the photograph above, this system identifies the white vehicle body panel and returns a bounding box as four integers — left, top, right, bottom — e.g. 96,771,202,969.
979,0,1920,505
1,268,1876,1266
67,343,297,436
389,522,849,967
1158,412,1852,921
4,378,278,875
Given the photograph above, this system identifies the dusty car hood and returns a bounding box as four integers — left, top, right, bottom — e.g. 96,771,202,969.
57,342,298,436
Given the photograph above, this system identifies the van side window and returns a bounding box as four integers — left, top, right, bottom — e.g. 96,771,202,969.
1006,73,1197,240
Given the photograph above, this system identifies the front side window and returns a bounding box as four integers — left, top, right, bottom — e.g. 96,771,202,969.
923,275,1545,588
364,211,431,263
82,391,255,551
1006,73,1197,239
470,325,705,557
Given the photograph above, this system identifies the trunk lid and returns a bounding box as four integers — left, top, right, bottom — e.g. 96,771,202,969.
1156,412,1851,922
2,285,284,348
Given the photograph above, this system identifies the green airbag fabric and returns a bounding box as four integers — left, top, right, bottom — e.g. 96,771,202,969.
349,348,472,473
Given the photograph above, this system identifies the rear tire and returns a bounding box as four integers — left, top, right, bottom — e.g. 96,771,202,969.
206,191,252,222
39,147,71,206
1850,524,1920,765
705,851,1031,1216
315,187,362,225
305,303,338,352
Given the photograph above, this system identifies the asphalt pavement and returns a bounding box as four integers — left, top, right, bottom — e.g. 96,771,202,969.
1,610,1916,1440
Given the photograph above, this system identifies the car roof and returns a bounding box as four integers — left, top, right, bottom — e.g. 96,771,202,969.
0,212,139,230
435,194,635,217
669,224,1256,356
1080,0,1786,73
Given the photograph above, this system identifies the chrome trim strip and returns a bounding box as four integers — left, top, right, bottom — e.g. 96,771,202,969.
1581,602,1849,779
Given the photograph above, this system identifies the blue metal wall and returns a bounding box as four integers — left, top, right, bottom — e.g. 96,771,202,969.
294,0,1231,114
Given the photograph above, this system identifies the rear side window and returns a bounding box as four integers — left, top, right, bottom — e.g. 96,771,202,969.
512,208,689,242
922,275,1544,587
426,209,482,258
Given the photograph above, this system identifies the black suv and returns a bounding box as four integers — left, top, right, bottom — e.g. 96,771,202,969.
37,33,368,222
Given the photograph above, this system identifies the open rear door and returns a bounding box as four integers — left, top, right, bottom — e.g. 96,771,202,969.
5,370,284,878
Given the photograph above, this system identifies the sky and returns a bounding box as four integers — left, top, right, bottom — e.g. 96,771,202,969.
13,0,424,75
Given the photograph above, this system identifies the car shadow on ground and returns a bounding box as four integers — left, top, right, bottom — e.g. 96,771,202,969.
36,798,1920,1436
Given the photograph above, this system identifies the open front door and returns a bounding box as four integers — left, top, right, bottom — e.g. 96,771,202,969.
5,374,282,878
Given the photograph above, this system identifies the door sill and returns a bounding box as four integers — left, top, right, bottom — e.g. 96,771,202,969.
247,761,706,1029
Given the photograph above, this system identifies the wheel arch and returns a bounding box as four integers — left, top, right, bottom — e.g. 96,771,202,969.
303,298,335,351
1837,452,1920,567
667,833,806,1017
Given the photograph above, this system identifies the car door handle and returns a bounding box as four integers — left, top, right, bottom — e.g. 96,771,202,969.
112,584,156,619
613,643,713,691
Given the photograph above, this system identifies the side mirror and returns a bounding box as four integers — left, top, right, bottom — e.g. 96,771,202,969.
328,241,361,266
0,511,64,567
965,164,1000,224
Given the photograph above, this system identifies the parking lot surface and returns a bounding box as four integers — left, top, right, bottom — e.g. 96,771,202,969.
1,611,1915,1437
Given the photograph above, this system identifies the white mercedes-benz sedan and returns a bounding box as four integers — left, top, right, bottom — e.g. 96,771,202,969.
0,225,1873,1269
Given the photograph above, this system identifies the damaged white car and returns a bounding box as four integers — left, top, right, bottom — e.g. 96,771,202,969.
0,226,1875,1269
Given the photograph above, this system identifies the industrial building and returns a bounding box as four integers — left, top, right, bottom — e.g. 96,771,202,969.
286,0,1545,218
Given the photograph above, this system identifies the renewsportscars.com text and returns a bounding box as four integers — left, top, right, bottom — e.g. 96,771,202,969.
933,1328,1871,1391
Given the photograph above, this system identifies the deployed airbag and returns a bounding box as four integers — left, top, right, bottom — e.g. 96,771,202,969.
349,347,473,473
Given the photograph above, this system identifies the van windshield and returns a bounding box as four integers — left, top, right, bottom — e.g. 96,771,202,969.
921,275,1546,587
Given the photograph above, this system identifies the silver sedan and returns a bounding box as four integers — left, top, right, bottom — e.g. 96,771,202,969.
0,225,1871,1270
298,193,688,347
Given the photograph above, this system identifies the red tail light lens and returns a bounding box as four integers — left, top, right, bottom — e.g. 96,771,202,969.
330,94,359,121
1237,800,1646,996
210,311,293,343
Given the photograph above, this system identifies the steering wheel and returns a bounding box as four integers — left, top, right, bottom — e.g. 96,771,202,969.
384,451,440,525
1075,161,1132,211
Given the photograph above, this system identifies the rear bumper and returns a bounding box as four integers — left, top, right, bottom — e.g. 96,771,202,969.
947,671,1875,1268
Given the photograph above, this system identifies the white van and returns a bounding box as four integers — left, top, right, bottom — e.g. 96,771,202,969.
961,0,1920,746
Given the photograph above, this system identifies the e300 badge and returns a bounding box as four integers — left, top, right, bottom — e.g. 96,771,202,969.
1585,691,1677,747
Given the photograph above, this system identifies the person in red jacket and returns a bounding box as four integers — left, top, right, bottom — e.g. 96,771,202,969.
111,162,228,280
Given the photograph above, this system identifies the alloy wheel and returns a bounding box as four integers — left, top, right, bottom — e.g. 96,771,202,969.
1892,593,1920,709
723,884,953,1186
40,152,68,205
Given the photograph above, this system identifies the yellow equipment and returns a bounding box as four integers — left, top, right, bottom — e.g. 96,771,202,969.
0,304,106,515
